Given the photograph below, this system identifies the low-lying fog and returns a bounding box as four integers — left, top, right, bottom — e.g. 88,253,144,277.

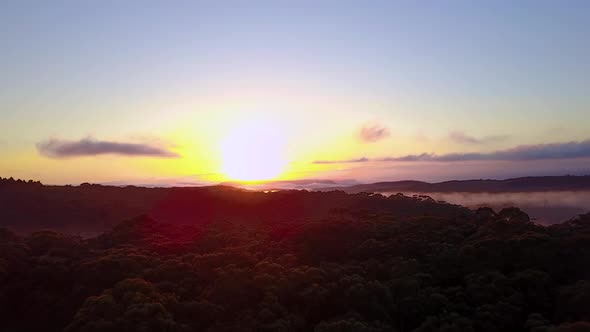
380,191,590,225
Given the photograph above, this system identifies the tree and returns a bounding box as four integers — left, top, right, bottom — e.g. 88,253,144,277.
64,279,185,332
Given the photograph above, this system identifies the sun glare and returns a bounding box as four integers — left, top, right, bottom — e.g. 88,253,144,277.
219,117,287,181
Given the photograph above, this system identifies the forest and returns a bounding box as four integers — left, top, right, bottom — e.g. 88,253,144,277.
1,178,590,331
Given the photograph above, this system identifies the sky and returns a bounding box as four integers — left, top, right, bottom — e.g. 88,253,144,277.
1,0,589,186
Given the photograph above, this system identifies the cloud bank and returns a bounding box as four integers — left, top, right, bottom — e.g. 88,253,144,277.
449,131,508,145
314,139,590,164
358,125,390,143
37,138,179,158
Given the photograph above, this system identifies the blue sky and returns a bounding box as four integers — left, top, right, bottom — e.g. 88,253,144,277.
1,1,589,184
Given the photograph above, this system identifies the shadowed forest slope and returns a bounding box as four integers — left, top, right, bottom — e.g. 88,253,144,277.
1,178,590,331
1,209,590,331
0,178,468,234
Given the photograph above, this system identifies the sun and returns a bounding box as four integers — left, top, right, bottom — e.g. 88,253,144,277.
219,118,287,182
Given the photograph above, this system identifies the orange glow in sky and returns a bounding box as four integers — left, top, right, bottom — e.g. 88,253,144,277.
2,2,590,186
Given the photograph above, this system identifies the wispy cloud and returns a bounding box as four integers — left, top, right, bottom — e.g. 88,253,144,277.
449,131,508,145
37,138,179,158
358,125,390,143
315,157,369,164
314,139,590,164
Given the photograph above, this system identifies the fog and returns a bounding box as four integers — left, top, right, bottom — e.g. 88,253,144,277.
380,191,590,224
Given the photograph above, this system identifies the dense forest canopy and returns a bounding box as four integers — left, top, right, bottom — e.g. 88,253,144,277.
0,177,589,331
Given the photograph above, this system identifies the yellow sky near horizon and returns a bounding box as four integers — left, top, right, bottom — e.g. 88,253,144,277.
2,1,590,185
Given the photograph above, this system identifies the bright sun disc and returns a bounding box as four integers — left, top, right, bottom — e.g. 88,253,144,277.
219,118,287,181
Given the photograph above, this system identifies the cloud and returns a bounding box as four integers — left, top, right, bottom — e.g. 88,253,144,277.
449,131,508,145
358,125,390,143
313,139,590,164
315,157,369,164
37,138,179,158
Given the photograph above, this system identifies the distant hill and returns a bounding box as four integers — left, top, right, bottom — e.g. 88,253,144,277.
0,177,468,234
316,175,590,193
3,176,590,234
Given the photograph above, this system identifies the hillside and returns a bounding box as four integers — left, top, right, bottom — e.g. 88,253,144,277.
317,175,590,194
2,177,590,331
1,203,590,331
0,177,468,234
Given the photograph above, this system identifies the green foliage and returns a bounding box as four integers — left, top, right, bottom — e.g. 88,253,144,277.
64,278,183,332
0,191,590,332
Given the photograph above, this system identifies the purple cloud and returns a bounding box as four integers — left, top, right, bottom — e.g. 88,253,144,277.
358,125,390,143
313,139,590,164
37,138,179,158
